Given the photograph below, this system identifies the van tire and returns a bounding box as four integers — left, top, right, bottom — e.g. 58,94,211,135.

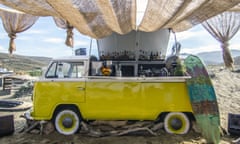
164,112,190,134
54,108,80,135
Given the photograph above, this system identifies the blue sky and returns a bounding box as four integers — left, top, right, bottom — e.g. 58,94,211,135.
0,17,98,58
170,24,240,55
0,16,239,58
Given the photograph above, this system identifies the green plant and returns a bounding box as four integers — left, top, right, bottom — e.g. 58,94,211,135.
174,60,187,76
28,70,42,77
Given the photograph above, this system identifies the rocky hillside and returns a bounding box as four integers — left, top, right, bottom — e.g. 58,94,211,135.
0,53,51,72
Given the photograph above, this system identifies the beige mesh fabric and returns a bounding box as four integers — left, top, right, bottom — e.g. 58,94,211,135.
0,7,38,53
229,3,240,11
0,0,59,17
53,17,74,48
47,0,136,38
139,0,240,32
0,0,240,38
202,12,240,69
0,0,136,38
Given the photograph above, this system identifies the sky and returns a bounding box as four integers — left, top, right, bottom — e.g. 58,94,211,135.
0,2,240,58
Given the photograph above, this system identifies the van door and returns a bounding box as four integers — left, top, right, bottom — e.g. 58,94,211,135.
43,61,87,103
33,61,87,118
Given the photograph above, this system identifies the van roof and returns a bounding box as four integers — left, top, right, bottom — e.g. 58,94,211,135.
52,56,90,61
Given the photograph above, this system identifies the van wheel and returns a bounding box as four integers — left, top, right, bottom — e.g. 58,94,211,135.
54,108,80,135
164,112,190,134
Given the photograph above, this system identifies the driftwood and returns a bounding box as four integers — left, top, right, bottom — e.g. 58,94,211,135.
24,121,40,133
20,114,54,135
21,117,164,136
232,137,240,144
91,120,128,128
117,127,157,136
151,122,164,131
79,121,163,137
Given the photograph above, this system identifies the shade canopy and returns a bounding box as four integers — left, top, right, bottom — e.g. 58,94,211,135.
0,0,240,39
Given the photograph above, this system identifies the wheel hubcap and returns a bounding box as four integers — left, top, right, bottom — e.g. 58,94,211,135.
170,118,182,130
62,117,73,128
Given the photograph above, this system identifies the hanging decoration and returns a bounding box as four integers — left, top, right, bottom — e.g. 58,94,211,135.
0,7,39,53
54,17,74,48
202,11,240,69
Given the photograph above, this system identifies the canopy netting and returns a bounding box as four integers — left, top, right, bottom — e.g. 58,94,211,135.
0,0,240,39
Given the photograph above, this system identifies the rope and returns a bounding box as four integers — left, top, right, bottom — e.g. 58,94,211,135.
8,33,17,54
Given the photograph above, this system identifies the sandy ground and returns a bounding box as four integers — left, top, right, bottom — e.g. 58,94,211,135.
0,66,240,144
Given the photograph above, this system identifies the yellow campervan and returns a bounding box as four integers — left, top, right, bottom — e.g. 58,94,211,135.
30,55,194,135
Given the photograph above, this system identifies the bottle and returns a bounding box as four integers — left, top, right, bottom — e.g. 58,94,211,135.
150,52,153,61
101,51,105,60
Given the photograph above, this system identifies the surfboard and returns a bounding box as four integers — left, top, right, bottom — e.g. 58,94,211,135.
184,55,220,144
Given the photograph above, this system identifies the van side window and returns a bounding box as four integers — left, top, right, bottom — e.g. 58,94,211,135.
46,61,85,78
57,62,71,78
69,62,85,78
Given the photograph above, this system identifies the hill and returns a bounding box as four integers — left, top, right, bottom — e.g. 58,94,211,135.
196,50,240,65
234,56,240,65
0,53,52,72
1,51,239,72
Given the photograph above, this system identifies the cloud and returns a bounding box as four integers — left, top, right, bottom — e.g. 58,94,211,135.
0,45,7,52
43,38,64,43
180,43,240,55
23,29,48,35
176,27,209,41
230,44,240,50
14,44,73,58
17,36,33,40
74,40,91,47
181,45,221,54
0,32,8,39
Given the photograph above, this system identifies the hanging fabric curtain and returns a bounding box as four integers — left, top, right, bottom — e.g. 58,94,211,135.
53,17,74,48
138,0,240,32
202,12,240,69
0,7,39,53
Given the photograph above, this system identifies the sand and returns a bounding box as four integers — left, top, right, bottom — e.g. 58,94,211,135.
0,66,240,144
